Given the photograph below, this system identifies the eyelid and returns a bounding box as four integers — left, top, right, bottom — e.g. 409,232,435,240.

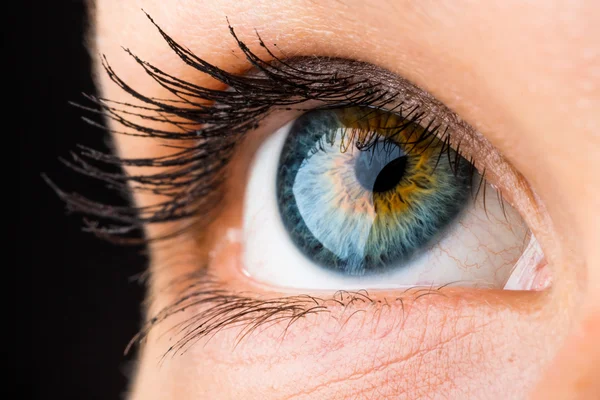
133,265,549,358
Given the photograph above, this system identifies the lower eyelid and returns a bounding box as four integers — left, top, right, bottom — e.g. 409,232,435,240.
140,266,550,363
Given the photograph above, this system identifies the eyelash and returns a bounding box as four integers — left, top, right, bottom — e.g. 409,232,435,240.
52,14,507,356
53,13,497,243
130,269,449,361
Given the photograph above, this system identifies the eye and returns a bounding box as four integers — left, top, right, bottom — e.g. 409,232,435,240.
243,106,541,290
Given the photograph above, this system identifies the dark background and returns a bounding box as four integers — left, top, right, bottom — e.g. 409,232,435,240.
21,1,146,398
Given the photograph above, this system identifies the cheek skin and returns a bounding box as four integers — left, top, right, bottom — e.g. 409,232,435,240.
531,312,600,399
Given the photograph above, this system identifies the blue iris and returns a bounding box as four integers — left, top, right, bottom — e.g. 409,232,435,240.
276,109,472,276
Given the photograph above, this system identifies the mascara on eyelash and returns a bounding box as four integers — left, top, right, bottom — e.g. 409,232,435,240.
57,13,494,242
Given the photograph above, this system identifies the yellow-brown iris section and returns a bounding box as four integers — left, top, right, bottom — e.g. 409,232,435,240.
334,107,443,216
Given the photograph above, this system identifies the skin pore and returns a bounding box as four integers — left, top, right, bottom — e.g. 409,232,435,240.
92,1,599,399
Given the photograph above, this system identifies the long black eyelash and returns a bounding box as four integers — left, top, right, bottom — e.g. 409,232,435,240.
51,13,486,241
51,14,390,240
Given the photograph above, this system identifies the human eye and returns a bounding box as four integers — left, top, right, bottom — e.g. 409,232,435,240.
65,17,553,361
243,104,547,290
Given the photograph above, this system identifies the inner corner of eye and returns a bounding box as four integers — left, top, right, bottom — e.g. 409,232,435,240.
235,106,545,293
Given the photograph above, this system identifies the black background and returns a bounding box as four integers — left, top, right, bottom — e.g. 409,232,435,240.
21,1,146,398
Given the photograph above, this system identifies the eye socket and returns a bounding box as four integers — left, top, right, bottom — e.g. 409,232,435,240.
242,106,546,290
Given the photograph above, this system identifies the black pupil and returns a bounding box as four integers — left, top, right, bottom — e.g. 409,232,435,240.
354,141,407,193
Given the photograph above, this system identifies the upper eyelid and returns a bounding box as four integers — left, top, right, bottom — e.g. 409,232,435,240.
248,59,518,203
247,57,469,131
242,58,506,191
239,58,505,189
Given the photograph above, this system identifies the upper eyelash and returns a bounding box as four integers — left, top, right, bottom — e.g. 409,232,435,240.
49,13,480,242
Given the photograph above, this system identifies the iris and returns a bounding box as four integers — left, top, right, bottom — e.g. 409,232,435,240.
276,107,472,276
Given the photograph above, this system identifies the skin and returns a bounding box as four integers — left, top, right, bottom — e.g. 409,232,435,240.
92,0,600,399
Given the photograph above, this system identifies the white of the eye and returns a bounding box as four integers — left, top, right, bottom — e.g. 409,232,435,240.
504,235,550,291
242,121,529,290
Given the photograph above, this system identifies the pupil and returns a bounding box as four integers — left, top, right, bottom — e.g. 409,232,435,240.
354,141,407,193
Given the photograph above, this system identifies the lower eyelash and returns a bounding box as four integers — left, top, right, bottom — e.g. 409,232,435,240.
130,268,449,360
